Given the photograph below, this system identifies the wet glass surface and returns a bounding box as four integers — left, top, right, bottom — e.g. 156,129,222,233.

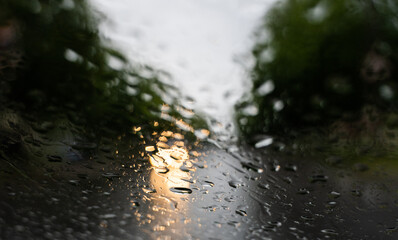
1,0,398,239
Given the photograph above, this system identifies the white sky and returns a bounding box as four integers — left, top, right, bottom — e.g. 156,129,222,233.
91,0,275,127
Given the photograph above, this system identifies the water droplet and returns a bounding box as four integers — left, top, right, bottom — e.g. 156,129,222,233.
229,180,243,188
161,131,173,137
300,215,314,221
227,221,240,228
235,209,247,216
101,173,120,179
257,80,275,96
202,181,214,187
159,136,168,142
224,196,235,202
329,191,340,198
47,155,62,162
170,151,184,160
321,229,338,236
194,129,210,140
174,141,185,147
241,162,264,173
156,142,170,149
283,177,292,184
101,214,117,219
145,146,156,152
255,137,273,148
258,183,270,190
310,174,328,183
284,164,298,172
326,201,337,208
297,188,309,195
149,155,167,168
142,187,156,194
351,189,362,197
173,133,184,140
68,180,79,186
169,187,192,194
242,104,259,116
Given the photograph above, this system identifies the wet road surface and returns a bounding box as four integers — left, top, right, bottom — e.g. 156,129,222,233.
1,130,398,239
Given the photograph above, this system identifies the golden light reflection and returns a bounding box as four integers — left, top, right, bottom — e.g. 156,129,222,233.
147,130,194,194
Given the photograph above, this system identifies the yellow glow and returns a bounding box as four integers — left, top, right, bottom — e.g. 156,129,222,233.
156,142,170,149
175,119,194,132
200,129,210,137
133,126,141,132
145,146,156,152
159,136,168,142
145,129,195,233
161,131,173,137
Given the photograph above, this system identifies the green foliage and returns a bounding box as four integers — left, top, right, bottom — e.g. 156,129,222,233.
236,0,398,137
0,0,185,133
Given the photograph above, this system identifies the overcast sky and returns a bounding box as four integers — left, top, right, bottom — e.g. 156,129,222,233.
91,0,276,126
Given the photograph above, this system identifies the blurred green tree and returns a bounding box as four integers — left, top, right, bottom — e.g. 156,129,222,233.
236,0,398,138
0,0,205,134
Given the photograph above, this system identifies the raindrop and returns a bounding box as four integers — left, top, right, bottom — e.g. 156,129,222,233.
310,174,328,183
255,137,273,148
227,221,241,228
145,146,156,152
284,164,297,172
326,201,337,208
258,183,270,190
170,152,184,161
142,187,156,194
224,196,235,202
173,133,185,140
101,214,117,219
194,129,210,140
159,136,168,142
300,215,314,221
241,162,264,173
242,104,259,116
192,162,206,169
169,187,192,194
235,209,247,217
283,177,292,184
101,173,120,179
329,191,340,199
257,80,275,96
297,188,309,195
149,155,166,167
380,85,394,100
228,180,243,188
64,49,82,62
202,181,215,187
268,221,282,227
351,189,362,197
47,155,62,162
180,165,191,172
273,100,284,111
155,167,169,174
156,142,170,149
321,229,338,236
68,180,79,186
